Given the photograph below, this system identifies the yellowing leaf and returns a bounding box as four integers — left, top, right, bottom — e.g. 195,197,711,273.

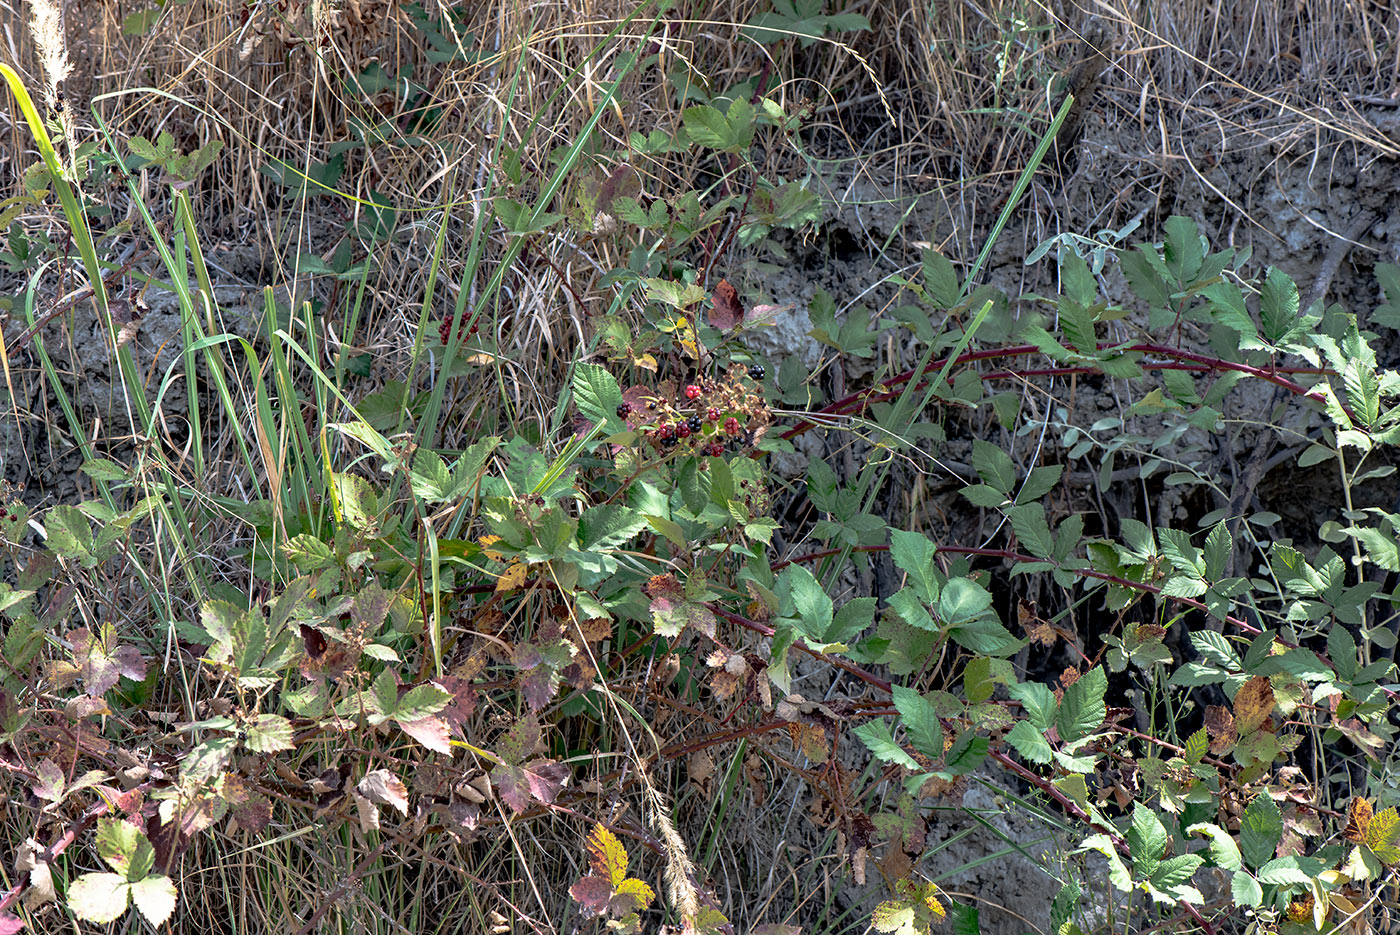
1366,806,1399,863
1233,676,1275,734
496,562,530,592
585,823,628,888
871,900,918,934
67,872,130,924
614,877,656,909
479,535,505,561
1343,797,1373,843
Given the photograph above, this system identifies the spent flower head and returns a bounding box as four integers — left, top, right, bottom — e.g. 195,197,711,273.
27,0,72,108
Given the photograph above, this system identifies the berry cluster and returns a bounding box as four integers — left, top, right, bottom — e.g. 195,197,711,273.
438,311,479,345
617,363,771,459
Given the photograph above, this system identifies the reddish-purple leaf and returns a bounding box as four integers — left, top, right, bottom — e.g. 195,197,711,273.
569,875,613,915
436,675,477,730
492,758,568,813
709,279,744,331
518,666,559,711
31,758,64,802
492,763,531,813
300,623,327,660
397,715,452,754
444,800,481,834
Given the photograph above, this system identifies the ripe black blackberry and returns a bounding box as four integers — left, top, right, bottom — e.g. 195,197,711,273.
686,415,703,433
617,401,633,418
748,363,765,381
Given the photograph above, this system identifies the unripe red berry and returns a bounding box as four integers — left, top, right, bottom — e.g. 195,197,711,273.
676,421,691,438
724,417,741,435
707,407,721,423
685,384,702,400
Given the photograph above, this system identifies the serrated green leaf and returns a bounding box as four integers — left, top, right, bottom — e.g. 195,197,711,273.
1128,804,1167,877
1256,856,1311,886
961,484,1010,508
1006,503,1054,558
1186,823,1242,871
578,504,646,551
1079,833,1133,891
572,363,624,433
888,587,936,632
943,731,989,775
1260,267,1300,343
1239,793,1282,869
1184,727,1209,764
1056,667,1106,742
1151,854,1203,891
923,250,961,308
1009,681,1057,730
891,686,943,760
410,448,453,502
391,682,452,722
1189,630,1241,670
971,440,1016,494
1231,870,1262,907
1016,464,1063,504
937,577,992,625
854,719,919,770
1006,720,1053,763
889,529,940,602
1327,625,1358,682
682,104,739,151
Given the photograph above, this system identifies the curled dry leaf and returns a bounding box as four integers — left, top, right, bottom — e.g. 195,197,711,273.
353,791,380,833
15,839,54,910
357,768,409,816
